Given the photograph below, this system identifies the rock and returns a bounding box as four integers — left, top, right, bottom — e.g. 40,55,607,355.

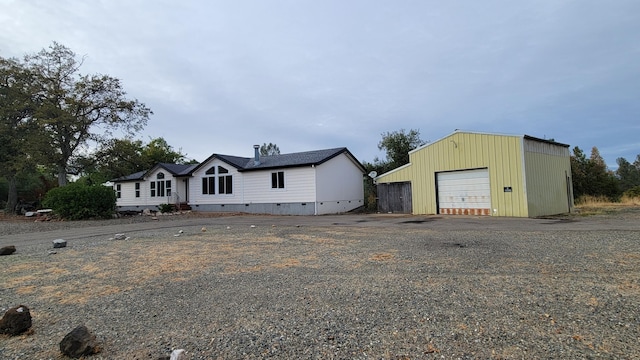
142,208,152,216
52,239,67,248
114,233,126,240
0,245,16,255
170,349,186,360
59,325,100,358
201,226,207,232
0,305,32,335
157,349,186,360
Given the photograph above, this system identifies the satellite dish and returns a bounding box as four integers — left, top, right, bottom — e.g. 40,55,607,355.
368,171,377,179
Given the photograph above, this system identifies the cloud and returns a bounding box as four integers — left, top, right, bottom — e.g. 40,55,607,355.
1,0,639,167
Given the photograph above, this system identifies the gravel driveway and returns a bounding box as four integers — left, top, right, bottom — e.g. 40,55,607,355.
1,210,639,359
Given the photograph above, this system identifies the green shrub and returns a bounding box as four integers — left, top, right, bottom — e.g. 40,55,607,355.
623,185,640,199
157,203,174,213
43,183,116,220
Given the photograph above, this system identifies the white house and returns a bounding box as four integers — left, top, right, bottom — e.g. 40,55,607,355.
112,146,366,215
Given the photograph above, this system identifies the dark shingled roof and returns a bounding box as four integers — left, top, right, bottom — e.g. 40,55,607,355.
111,163,197,182
195,147,365,173
112,170,147,182
156,163,198,175
113,147,364,182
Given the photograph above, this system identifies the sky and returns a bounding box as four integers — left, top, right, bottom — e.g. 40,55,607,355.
1,0,639,169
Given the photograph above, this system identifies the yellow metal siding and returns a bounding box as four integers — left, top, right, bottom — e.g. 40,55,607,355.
524,140,573,217
376,164,412,183
377,132,530,216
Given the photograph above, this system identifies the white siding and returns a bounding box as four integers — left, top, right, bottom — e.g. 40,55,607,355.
315,153,364,214
144,168,176,207
116,170,190,210
243,166,317,203
117,150,364,215
115,182,145,207
189,159,243,205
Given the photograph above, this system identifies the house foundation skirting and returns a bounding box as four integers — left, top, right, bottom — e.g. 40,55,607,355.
116,199,364,216
191,202,316,215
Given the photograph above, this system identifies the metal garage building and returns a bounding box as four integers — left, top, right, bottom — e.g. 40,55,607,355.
375,130,574,217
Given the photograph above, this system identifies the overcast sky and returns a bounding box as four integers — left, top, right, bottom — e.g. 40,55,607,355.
1,0,639,168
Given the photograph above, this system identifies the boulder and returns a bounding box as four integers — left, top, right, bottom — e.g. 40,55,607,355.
0,305,32,335
0,245,16,255
59,325,100,358
114,233,126,240
52,239,67,248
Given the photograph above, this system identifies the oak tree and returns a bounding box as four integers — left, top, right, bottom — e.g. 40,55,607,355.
0,57,37,211
23,42,152,186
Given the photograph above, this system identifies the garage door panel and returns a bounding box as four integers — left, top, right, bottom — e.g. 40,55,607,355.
437,169,491,215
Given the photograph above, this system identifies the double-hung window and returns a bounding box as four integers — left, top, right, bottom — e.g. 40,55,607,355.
271,171,285,189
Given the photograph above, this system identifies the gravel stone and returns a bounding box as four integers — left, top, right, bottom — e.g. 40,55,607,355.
0,210,639,358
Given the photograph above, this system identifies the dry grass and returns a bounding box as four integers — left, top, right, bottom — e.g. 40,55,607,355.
2,228,398,305
574,195,640,216
369,252,395,261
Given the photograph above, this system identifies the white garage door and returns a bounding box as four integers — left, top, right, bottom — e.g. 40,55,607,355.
437,169,491,215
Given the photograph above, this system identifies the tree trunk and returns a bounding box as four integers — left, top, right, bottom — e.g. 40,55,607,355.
57,164,68,186
6,174,18,214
